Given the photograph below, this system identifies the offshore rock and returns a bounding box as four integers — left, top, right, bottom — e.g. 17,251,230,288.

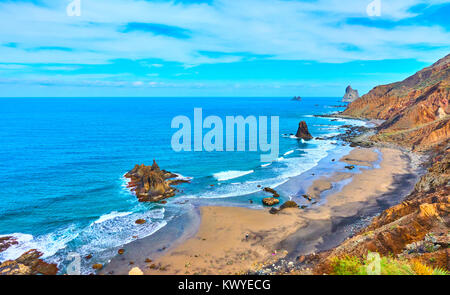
125,160,189,202
342,85,360,102
295,121,313,140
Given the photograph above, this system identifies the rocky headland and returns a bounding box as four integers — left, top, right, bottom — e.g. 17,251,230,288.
342,54,449,151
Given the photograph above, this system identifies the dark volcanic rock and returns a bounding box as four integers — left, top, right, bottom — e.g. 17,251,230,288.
0,249,58,275
342,85,359,102
263,187,280,198
280,200,299,209
295,121,313,140
269,200,299,214
125,160,188,202
0,236,18,253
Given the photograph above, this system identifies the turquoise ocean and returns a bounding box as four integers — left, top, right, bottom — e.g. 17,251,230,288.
0,97,366,273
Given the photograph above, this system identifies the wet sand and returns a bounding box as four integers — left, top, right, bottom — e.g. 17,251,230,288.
103,147,419,275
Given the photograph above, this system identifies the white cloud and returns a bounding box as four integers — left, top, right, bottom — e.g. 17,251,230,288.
0,0,448,68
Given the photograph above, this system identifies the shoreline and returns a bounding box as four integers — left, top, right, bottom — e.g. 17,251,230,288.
101,145,422,275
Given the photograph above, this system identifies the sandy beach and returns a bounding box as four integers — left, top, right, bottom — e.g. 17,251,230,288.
102,146,419,275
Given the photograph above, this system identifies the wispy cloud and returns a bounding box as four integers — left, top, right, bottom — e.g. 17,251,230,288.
0,0,449,96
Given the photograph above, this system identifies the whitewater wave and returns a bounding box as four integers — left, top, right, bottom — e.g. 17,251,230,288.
93,211,132,224
283,150,294,156
0,208,167,268
213,170,254,181
0,226,80,262
174,173,193,181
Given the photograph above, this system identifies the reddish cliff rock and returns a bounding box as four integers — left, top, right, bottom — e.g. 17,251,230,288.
342,54,450,151
312,143,450,274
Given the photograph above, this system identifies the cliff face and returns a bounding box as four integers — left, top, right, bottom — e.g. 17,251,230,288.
342,54,450,151
310,54,450,274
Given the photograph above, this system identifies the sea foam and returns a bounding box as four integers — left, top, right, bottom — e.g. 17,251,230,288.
213,170,254,181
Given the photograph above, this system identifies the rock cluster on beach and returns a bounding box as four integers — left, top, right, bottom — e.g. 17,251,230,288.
124,160,189,202
342,85,359,102
295,121,313,140
0,249,58,275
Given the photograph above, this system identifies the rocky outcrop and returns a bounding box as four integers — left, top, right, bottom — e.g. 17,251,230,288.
292,96,302,101
342,54,450,151
124,160,189,202
0,236,18,253
295,121,313,140
269,200,299,214
342,85,359,102
0,250,58,275
262,197,280,206
263,187,280,198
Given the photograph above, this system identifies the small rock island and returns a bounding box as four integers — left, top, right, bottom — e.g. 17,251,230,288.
124,160,189,202
342,85,359,102
295,121,313,140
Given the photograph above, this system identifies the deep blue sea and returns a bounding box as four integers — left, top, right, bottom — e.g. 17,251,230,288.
0,97,365,272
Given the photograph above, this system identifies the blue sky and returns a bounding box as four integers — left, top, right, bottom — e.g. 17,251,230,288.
0,0,449,97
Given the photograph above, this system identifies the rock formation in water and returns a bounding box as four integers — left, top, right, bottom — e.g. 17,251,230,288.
262,197,280,206
124,160,189,202
0,236,18,253
0,249,58,275
295,121,313,140
342,54,450,151
342,85,359,102
292,96,302,101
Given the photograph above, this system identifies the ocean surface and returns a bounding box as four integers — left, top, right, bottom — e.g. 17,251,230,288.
0,97,366,273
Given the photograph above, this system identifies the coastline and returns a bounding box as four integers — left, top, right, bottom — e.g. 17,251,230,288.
101,145,421,275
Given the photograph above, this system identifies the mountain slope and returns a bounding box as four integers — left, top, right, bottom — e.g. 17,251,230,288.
342,54,450,151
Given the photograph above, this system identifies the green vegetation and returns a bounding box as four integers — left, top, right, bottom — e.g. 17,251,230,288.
330,252,449,275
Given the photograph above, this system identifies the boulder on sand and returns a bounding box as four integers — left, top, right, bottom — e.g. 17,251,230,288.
269,200,299,214
129,267,144,275
280,200,299,209
295,121,313,140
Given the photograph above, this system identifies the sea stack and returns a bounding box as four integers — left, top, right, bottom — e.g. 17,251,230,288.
124,160,189,202
342,85,359,102
295,121,313,140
